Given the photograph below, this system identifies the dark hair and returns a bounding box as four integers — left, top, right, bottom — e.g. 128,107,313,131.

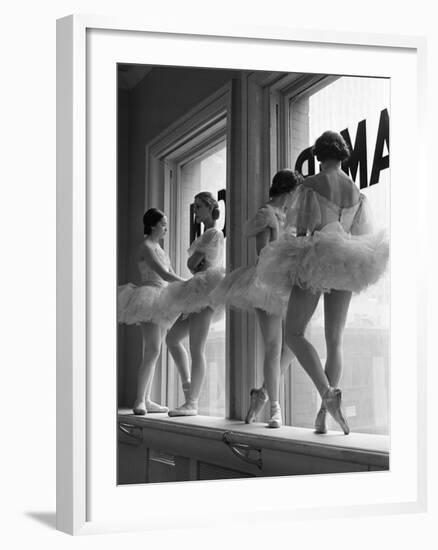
143,208,165,235
312,131,350,163
195,191,220,220
269,169,302,197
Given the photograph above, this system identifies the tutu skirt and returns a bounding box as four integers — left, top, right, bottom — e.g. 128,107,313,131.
163,267,226,321
117,283,178,328
257,222,389,294
211,265,289,317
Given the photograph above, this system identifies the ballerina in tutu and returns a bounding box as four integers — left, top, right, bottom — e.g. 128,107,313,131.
165,192,225,417
118,208,186,416
212,170,301,428
257,131,389,435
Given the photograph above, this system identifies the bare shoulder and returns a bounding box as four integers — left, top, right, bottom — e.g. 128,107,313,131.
335,171,361,201
136,241,150,261
302,171,359,206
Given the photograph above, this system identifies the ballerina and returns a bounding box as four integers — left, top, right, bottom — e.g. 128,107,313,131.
212,170,301,427
165,191,225,417
118,208,185,415
257,131,389,434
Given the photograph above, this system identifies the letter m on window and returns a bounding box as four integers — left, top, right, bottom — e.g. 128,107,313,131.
341,119,368,189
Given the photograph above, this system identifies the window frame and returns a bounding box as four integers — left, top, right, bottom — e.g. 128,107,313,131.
165,137,228,412
144,84,231,412
270,74,390,432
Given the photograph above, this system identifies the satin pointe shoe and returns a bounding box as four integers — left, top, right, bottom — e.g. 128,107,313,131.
314,406,327,434
245,387,268,424
168,401,198,417
322,388,350,435
133,400,147,415
146,400,169,413
268,402,282,428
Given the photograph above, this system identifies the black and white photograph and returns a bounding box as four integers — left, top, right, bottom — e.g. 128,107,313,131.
2,0,434,544
116,64,390,484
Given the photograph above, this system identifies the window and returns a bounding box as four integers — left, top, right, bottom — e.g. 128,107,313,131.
283,76,390,434
143,74,389,437
144,84,231,416
118,72,391,489
168,141,227,416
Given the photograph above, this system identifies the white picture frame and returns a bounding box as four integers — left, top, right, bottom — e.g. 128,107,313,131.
56,15,428,535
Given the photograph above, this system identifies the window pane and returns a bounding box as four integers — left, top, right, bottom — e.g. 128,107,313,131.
289,77,390,434
173,142,227,416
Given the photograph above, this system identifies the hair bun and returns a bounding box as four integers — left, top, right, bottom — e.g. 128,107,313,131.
195,191,219,212
143,208,165,235
270,169,301,197
312,130,350,162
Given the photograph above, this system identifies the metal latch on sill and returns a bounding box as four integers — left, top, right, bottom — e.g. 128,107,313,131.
118,422,143,444
223,432,263,470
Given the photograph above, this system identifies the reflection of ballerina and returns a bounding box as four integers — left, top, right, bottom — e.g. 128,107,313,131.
118,208,185,416
165,192,225,417
212,170,301,428
257,131,389,434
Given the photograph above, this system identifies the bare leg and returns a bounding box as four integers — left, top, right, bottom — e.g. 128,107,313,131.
285,286,329,397
314,290,352,433
133,322,163,414
245,314,295,425
286,286,349,434
144,325,166,397
142,325,169,412
324,290,352,387
268,321,296,428
188,307,214,403
168,307,214,417
166,315,191,386
279,320,294,376
257,309,284,427
255,309,282,403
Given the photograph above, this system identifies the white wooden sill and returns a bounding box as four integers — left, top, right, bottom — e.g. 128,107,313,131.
118,409,389,472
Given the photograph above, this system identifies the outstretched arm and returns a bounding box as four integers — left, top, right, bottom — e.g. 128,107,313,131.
139,246,185,282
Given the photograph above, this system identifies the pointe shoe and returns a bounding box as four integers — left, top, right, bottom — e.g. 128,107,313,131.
314,406,327,434
182,381,191,402
133,401,147,415
322,388,350,435
146,400,169,413
168,402,198,417
268,403,282,428
245,387,268,424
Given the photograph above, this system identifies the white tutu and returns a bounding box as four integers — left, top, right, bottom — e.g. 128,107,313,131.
211,265,289,316
257,222,389,294
163,267,225,321
117,283,178,328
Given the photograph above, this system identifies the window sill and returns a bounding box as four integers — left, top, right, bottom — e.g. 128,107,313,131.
118,409,389,471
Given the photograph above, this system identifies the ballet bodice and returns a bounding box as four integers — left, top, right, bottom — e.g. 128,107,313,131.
188,227,224,269
138,243,171,287
245,203,286,240
285,184,374,236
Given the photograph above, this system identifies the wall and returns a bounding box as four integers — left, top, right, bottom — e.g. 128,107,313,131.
117,88,130,404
